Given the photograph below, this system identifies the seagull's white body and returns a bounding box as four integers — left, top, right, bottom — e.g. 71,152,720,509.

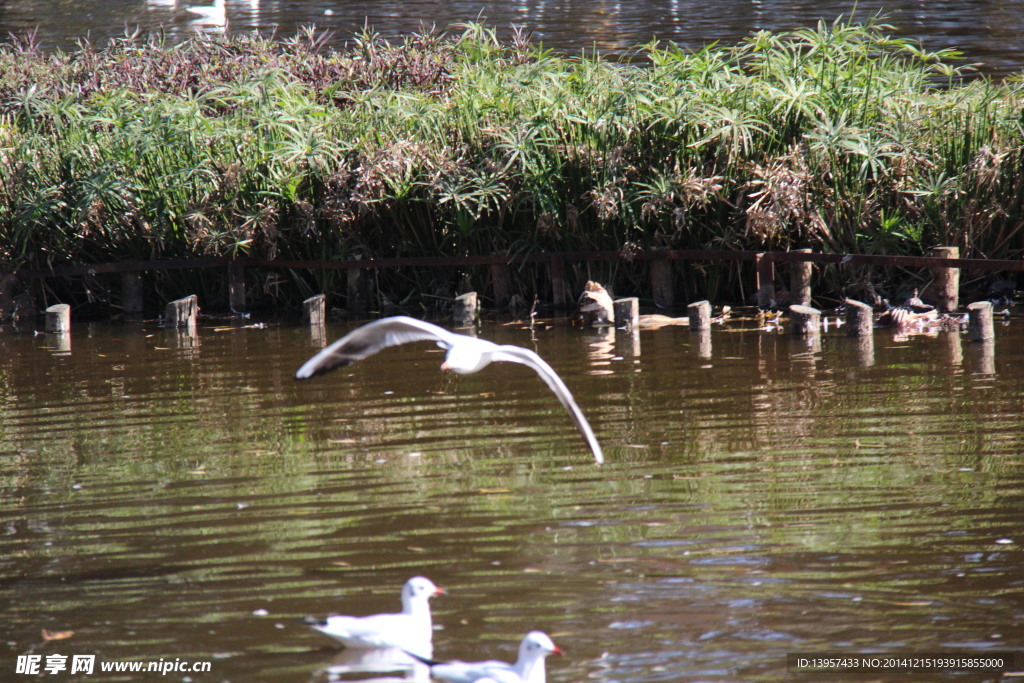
309,576,444,659
295,316,604,464
426,631,561,683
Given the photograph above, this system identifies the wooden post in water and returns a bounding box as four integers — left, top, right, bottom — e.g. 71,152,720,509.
844,298,874,366
929,246,959,313
303,294,326,327
613,297,639,331
549,256,568,308
490,263,512,308
651,259,674,309
45,303,71,333
755,253,775,308
121,271,144,319
790,248,813,306
165,294,198,329
844,298,874,337
688,300,711,332
453,291,479,327
0,273,15,322
789,304,820,336
347,268,369,314
967,300,995,342
228,259,246,312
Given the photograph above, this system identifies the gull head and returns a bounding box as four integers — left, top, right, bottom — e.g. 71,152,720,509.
402,576,446,609
520,630,562,660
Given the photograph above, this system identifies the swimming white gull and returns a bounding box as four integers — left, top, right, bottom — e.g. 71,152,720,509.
411,630,561,683
295,316,604,464
307,576,444,659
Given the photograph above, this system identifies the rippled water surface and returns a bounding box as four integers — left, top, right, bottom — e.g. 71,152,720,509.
2,313,1023,680
2,0,1024,78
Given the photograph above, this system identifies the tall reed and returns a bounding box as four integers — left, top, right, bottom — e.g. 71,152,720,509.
1,17,1021,308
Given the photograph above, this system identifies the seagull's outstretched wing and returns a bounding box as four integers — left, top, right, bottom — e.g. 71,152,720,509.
490,345,604,465
296,316,458,379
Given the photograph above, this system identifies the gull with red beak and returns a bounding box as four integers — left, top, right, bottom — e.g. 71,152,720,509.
409,631,562,683
306,576,444,659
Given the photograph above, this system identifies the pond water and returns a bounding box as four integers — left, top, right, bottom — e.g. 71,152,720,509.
1,0,1023,78
2,312,1022,681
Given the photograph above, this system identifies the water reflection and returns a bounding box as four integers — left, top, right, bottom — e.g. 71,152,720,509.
1,0,1023,78
1,316,1023,682
584,327,615,374
318,648,429,681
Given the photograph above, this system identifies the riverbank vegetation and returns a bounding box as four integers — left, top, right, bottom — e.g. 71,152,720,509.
1,17,1022,310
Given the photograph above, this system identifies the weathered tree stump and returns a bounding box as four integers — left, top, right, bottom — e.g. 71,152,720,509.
613,297,639,330
967,300,995,342
687,300,711,332
45,303,71,333
453,291,479,327
789,304,821,336
165,295,198,328
929,246,959,313
303,294,326,327
844,298,874,337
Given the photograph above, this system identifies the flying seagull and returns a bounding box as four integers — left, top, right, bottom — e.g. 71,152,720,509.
295,316,604,464
407,630,562,683
306,576,444,658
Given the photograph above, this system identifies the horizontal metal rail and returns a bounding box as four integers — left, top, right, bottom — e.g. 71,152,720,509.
4,248,1023,280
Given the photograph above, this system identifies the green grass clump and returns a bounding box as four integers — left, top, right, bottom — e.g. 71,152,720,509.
1,17,1022,308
